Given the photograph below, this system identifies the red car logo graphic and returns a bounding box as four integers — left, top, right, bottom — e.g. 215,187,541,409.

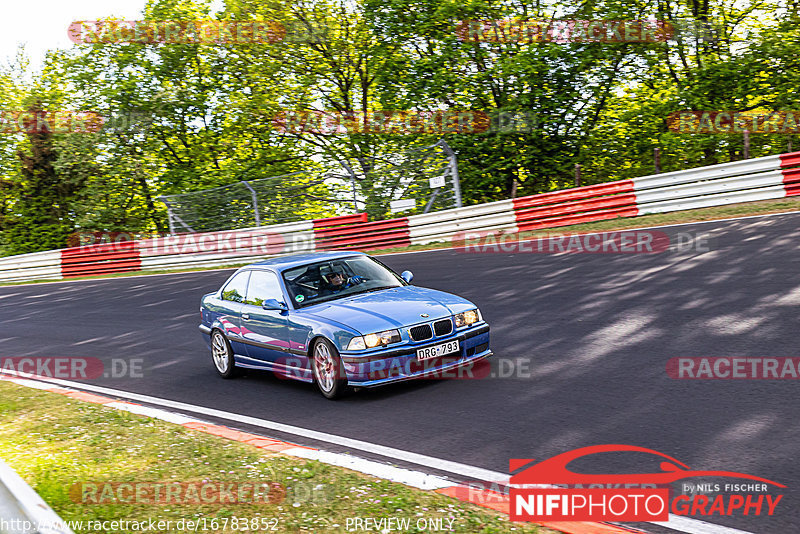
510,444,785,487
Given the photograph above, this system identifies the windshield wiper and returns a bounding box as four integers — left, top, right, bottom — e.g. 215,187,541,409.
300,294,344,306
355,285,398,294
300,286,398,307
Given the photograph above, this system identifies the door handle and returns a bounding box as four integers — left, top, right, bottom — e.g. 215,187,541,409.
242,313,250,320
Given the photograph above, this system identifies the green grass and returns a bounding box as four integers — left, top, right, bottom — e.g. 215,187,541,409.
0,381,554,534
2,196,800,287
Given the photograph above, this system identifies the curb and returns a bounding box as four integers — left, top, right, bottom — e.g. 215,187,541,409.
0,373,645,534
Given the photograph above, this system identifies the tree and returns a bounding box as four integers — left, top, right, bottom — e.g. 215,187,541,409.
364,0,641,200
2,99,86,254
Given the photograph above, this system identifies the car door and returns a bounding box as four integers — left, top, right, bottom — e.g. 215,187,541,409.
240,269,289,363
216,270,250,356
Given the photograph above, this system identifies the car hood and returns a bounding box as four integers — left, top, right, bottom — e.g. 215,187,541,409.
303,285,476,334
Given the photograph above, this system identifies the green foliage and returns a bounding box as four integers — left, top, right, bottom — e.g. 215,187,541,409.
2,100,80,254
0,0,796,255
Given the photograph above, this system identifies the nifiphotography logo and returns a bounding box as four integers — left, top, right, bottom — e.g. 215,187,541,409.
509,445,784,522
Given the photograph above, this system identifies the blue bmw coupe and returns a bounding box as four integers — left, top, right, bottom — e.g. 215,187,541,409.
199,251,491,399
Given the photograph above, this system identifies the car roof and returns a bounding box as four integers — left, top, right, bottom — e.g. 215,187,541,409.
244,251,368,272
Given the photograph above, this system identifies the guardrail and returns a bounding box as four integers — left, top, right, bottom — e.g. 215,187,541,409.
312,213,368,228
408,200,517,245
1,151,799,282
61,241,141,278
138,221,315,273
632,152,798,215
513,181,638,232
0,458,74,534
314,218,410,250
0,250,62,283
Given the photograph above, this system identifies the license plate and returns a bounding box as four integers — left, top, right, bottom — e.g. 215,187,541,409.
417,340,460,361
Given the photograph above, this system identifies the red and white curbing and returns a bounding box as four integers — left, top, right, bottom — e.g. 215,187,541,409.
0,372,640,534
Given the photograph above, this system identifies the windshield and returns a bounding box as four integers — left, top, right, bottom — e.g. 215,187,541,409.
282,256,405,308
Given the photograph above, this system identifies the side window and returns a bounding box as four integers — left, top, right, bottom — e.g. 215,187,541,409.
221,271,250,303
244,270,283,306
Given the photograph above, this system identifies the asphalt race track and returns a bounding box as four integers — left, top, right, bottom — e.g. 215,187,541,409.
3,212,800,533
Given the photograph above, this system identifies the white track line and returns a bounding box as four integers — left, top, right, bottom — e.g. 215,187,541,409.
0,372,504,483
104,401,205,425
661,515,755,534
283,448,452,490
0,371,759,534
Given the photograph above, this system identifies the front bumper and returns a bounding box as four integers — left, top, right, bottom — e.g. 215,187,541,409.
341,324,491,387
199,324,212,349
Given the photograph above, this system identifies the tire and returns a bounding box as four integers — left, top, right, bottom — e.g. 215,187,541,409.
311,338,347,399
211,329,239,378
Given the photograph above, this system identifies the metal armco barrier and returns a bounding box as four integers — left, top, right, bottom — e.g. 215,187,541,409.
0,458,75,534
513,181,638,232
780,152,800,195
631,153,796,215
0,250,61,283
60,241,141,278
312,213,368,228
139,221,315,272
313,218,411,250
0,151,799,283
407,200,517,246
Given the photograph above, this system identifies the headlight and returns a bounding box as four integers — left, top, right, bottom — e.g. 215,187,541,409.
347,329,401,350
454,308,480,327
347,336,366,350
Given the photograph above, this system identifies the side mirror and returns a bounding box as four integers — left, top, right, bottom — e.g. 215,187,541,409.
401,270,413,283
262,299,288,311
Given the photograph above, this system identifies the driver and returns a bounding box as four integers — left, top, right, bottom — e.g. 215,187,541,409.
321,269,363,295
